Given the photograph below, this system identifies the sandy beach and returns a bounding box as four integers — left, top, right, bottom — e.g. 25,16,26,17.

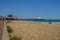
6,21,60,40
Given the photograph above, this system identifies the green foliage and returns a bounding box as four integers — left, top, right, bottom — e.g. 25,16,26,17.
7,26,13,33
9,36,20,40
9,33,11,37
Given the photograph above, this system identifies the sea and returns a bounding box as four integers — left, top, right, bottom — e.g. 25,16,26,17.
20,19,60,22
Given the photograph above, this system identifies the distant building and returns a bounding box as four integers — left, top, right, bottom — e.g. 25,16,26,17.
5,15,19,20
34,16,44,20
6,17,15,20
0,15,19,21
0,16,4,21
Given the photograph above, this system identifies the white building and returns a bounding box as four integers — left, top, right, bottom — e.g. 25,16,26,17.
35,16,43,19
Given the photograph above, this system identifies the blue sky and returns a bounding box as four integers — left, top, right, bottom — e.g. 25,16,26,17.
0,0,60,19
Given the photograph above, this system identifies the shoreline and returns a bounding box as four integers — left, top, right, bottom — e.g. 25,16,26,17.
6,20,60,24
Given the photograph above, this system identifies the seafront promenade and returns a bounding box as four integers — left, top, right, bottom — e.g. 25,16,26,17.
0,21,4,40
2,21,9,40
0,21,9,40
